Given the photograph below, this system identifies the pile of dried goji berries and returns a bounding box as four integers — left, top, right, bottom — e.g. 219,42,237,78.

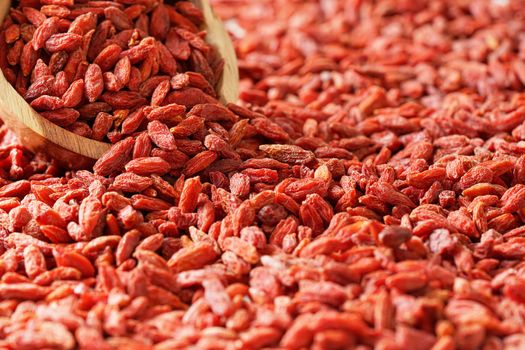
2,0,222,141
1,0,525,349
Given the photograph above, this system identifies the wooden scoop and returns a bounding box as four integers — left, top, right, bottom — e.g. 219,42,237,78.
0,0,238,168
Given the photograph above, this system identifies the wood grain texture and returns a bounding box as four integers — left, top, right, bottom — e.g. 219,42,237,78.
196,0,239,104
0,0,238,166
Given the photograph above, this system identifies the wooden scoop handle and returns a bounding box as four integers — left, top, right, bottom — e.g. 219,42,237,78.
195,0,239,104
